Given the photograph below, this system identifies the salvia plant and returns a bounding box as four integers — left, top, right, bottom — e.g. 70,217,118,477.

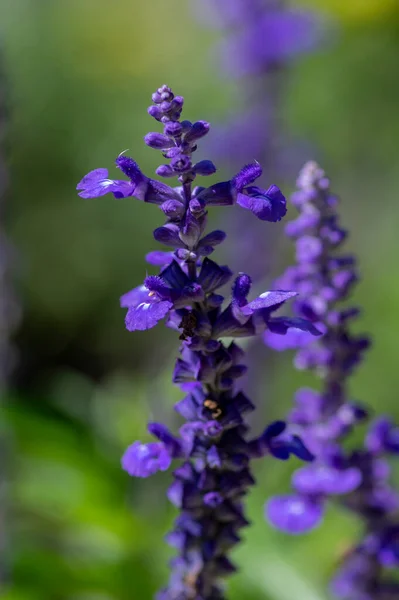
77,85,321,600
265,161,399,600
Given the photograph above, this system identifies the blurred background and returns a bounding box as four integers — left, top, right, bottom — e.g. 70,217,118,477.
1,0,399,598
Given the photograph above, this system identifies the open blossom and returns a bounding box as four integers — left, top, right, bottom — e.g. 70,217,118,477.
78,86,320,600
265,161,399,600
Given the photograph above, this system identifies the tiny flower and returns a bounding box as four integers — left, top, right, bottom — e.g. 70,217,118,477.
121,283,173,332
145,250,174,267
77,167,134,199
196,162,287,221
292,464,362,496
78,156,183,205
266,495,324,534
249,421,314,462
122,441,172,477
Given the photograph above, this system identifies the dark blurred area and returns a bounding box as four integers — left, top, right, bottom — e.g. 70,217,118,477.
1,1,399,599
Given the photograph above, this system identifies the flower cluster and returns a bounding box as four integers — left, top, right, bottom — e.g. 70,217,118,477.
78,86,320,599
265,162,399,599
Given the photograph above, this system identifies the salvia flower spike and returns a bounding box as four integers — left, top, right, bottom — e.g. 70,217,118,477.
78,86,321,600
265,161,399,600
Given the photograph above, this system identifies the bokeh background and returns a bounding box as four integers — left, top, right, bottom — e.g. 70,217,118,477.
1,1,399,599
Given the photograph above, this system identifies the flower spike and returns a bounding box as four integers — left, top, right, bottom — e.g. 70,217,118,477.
78,86,320,599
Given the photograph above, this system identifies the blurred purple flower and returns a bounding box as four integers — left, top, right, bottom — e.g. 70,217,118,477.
122,441,172,477
264,161,399,599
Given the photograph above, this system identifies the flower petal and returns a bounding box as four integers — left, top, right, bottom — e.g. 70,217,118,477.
266,495,324,534
266,316,322,336
265,325,323,351
120,284,149,308
241,290,297,315
145,251,174,267
263,420,287,439
288,435,315,462
121,441,172,477
77,168,109,189
236,184,286,221
293,464,361,495
125,300,173,331
196,181,235,206
77,168,134,199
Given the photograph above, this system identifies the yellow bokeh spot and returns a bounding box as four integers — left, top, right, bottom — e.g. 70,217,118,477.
299,0,398,22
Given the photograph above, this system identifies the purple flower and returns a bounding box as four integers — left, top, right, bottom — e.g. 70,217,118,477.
264,161,399,599
292,464,362,496
233,165,287,221
122,441,172,477
120,283,173,332
196,163,287,221
77,156,184,205
76,167,135,199
219,9,321,77
213,273,322,339
249,420,314,462
264,322,325,351
78,85,319,600
267,495,324,534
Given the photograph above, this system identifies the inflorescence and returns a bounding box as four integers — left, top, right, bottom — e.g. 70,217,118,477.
265,161,399,600
77,85,321,600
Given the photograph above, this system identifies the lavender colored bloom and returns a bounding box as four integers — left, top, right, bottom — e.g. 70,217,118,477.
219,8,320,78
264,161,399,599
78,86,320,599
122,441,172,477
267,495,324,535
